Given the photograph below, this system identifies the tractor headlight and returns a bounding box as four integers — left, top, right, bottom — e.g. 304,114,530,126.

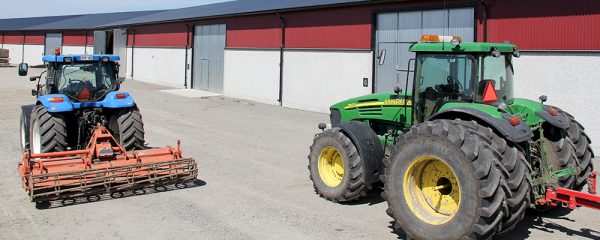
64,57,72,63
102,56,110,62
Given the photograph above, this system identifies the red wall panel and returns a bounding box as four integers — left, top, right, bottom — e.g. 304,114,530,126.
25,33,44,45
482,0,600,50
128,23,188,47
3,32,24,44
63,31,88,46
226,15,281,48
284,7,371,49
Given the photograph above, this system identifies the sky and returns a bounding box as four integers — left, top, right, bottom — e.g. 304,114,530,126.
0,0,232,19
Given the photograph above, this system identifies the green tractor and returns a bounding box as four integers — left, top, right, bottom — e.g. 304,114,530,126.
308,35,597,239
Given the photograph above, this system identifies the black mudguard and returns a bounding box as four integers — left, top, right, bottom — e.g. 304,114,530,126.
338,121,384,184
429,107,533,143
20,104,35,149
536,105,569,129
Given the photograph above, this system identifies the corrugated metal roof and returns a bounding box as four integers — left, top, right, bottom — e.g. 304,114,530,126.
100,0,371,27
0,0,375,31
0,15,82,31
22,10,164,30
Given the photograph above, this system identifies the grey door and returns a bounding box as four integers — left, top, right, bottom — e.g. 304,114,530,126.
193,24,226,92
113,29,128,76
93,31,107,54
375,8,474,93
44,33,62,55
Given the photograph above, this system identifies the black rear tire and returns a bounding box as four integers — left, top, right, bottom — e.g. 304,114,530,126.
457,121,532,235
542,124,577,189
29,105,68,154
559,110,594,190
382,119,509,240
108,108,145,151
308,128,368,202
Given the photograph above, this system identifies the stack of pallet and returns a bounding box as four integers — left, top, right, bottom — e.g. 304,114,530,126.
0,49,9,67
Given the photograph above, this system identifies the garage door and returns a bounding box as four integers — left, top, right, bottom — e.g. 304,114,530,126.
44,33,62,55
374,8,474,93
193,24,226,93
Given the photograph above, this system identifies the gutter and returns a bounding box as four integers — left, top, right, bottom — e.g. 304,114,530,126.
277,12,286,106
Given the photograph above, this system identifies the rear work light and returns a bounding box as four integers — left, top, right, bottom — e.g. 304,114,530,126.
509,116,521,126
115,93,127,99
49,97,63,103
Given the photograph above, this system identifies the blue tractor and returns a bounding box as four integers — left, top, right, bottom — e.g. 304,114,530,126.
18,53,145,154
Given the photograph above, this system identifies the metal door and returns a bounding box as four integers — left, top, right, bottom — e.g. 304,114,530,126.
93,31,107,54
113,29,128,76
374,8,474,93
44,33,62,55
193,24,226,92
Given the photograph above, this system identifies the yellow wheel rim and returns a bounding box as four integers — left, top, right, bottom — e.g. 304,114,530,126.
318,146,345,187
403,156,461,225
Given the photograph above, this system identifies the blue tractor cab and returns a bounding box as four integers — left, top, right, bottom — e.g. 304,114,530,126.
19,52,145,154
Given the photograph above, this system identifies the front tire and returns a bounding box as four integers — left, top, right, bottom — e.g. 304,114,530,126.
108,108,145,151
308,128,368,202
382,120,508,240
29,105,68,154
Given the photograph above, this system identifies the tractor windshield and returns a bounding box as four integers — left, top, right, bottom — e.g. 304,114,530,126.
52,62,118,102
477,54,514,103
414,54,477,122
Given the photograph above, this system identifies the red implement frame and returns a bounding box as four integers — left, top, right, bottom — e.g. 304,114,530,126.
538,172,599,210
18,124,198,202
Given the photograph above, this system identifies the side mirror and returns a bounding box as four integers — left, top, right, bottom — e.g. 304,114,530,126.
18,63,29,76
31,89,38,96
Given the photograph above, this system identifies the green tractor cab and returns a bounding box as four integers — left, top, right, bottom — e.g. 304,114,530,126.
308,35,596,239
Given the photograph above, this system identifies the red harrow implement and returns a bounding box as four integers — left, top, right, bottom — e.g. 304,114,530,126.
18,124,198,203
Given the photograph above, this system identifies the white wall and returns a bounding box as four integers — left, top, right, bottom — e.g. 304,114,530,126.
282,50,373,113
126,47,187,88
62,46,89,55
2,44,23,65
514,52,600,152
2,44,43,66
223,49,280,105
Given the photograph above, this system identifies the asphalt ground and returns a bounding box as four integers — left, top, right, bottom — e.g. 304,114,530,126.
0,67,598,240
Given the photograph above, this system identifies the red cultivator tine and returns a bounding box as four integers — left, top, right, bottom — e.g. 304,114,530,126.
18,124,198,202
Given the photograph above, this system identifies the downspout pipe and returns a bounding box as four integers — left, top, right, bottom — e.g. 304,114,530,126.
128,28,136,79
84,30,88,54
276,12,286,106
184,24,191,89
480,0,488,42
21,33,25,63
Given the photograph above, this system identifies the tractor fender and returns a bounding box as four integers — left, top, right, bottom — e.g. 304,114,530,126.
338,121,384,184
37,94,74,112
101,91,136,109
429,107,533,143
535,105,569,129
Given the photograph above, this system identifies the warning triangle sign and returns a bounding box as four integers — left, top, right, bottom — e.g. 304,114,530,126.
482,81,498,104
